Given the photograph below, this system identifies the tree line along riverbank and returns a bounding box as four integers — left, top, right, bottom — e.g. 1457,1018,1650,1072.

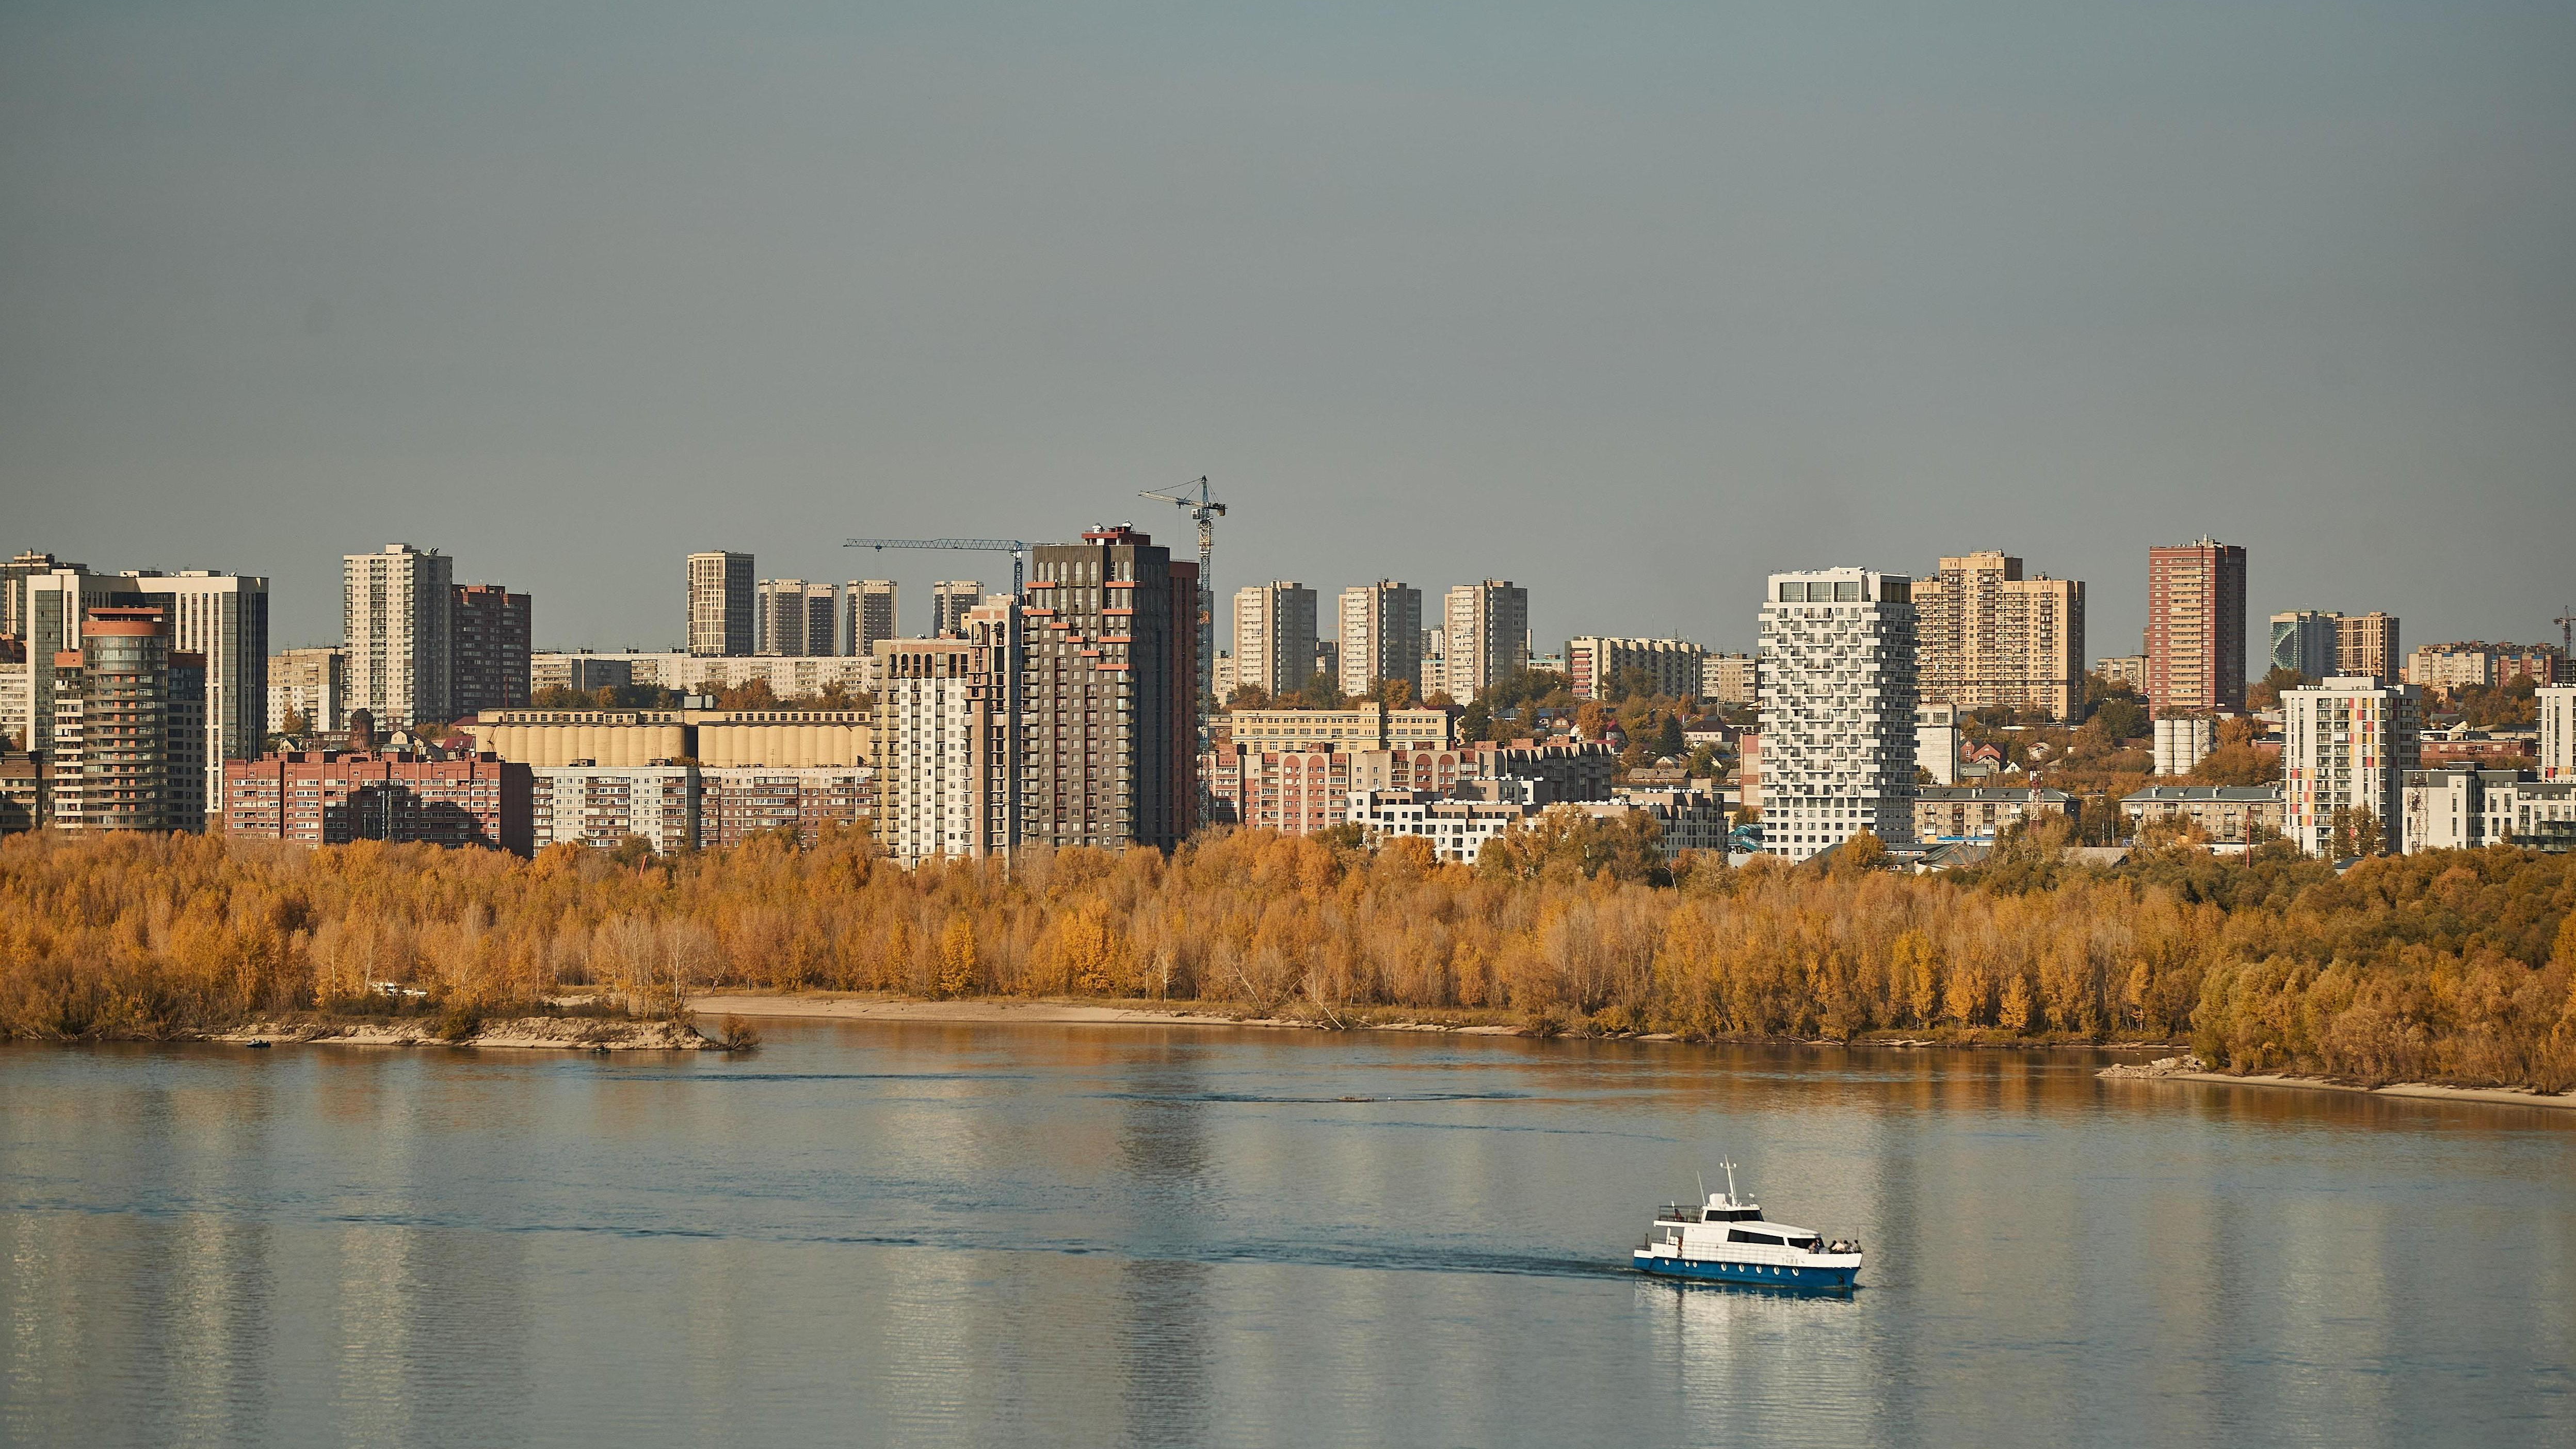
1,827,2570,1092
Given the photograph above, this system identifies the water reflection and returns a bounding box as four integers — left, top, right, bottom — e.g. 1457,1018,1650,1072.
1,1028,2570,1449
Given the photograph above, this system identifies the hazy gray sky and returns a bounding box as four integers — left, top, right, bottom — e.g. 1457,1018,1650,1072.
5,1,2571,658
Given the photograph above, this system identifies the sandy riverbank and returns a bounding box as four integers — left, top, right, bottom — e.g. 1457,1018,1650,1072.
687,992,1527,1035
2099,1056,2576,1110
213,1016,715,1051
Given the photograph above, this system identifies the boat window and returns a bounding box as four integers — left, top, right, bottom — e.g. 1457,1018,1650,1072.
1727,1230,1785,1246
1790,1236,1823,1251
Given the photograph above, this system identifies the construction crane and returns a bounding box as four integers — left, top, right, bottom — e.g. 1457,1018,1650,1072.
2557,606,2574,659
844,537,1032,595
1139,477,1225,702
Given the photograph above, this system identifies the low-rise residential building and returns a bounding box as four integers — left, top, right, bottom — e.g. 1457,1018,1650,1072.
1222,704,1450,752
223,751,535,853
532,651,635,697
2405,641,2566,691
2418,728,2538,768
1575,789,1731,858
527,650,880,701
2402,767,2576,853
698,766,872,848
1204,744,1469,834
1913,786,2072,842
2119,785,2285,844
1468,739,1616,803
0,751,47,833
1348,786,1539,865
530,765,698,854
1567,637,1704,701
2282,676,2422,856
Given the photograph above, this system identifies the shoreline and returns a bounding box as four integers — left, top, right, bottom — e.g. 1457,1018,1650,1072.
208,1015,716,1051
2099,1056,2576,1112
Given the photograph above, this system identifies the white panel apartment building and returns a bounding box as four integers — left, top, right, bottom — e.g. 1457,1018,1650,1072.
1338,582,1422,698
1232,582,1317,698
1442,581,1530,701
2282,676,2421,856
530,766,699,854
345,544,453,727
875,600,1020,865
268,647,347,733
1757,568,1919,862
1566,637,1705,701
2539,686,2574,780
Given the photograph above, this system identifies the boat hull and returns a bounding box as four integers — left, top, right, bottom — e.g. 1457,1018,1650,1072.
1632,1251,1859,1289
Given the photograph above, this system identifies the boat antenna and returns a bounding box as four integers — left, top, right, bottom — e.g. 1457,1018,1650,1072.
1718,1159,1739,1204
1697,1171,1707,1204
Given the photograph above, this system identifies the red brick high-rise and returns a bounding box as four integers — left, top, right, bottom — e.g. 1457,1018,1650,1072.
2146,539,2247,717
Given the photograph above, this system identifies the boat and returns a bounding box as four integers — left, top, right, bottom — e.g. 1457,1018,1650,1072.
1631,1162,1862,1289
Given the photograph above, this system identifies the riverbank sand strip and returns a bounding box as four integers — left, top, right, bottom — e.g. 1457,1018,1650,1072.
2101,1060,2576,1111
687,994,1525,1034
213,1017,713,1050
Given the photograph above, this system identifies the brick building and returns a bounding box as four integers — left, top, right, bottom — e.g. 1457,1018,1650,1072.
223,750,534,854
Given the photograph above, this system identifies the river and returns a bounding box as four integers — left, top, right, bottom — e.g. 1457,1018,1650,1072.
3,1022,2569,1447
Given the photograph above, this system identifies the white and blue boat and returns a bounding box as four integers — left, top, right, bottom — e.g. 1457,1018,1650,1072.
1631,1163,1862,1290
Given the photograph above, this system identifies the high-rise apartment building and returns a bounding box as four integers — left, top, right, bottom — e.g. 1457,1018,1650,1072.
4,561,125,754
876,600,1020,865
1338,582,1422,698
1913,552,2086,719
51,605,206,832
2145,539,2247,716
757,578,832,657
930,581,982,638
345,544,454,727
116,570,268,821
269,647,347,733
450,584,532,715
686,551,755,657
2268,611,2338,680
844,580,898,657
2540,686,2575,780
1701,653,1757,707
1442,581,1530,701
0,551,76,638
1566,637,1705,701
1231,582,1317,699
1023,527,1196,850
2282,676,2421,857
2335,612,2401,684
1757,568,1918,862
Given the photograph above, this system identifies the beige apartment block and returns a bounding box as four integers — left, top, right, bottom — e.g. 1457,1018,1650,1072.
1566,637,1704,702
2335,612,2401,682
345,543,454,726
1338,582,1422,697
1914,551,2086,720
1232,581,1317,697
1442,581,1529,700
876,600,1019,865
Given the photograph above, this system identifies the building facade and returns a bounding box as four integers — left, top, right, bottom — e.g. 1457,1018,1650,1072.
1566,637,1705,702
1231,581,1317,698
530,651,633,697
2282,676,2421,856
1912,786,2072,843
1912,552,2086,719
50,605,206,832
1701,653,1757,707
1338,582,1422,699
2268,611,2339,681
529,765,698,855
2404,641,2565,691
527,650,880,701
1467,739,1617,804
1022,527,1196,851
2119,785,2285,844
844,580,899,657
123,570,270,822
1442,582,1530,701
1222,704,1451,753
2401,767,2576,854
1347,787,1539,865
269,647,348,733
223,750,534,853
1757,568,1919,862
346,544,454,727
2335,612,2401,683
2153,716,2214,778
449,584,531,716
2541,686,2575,780
698,766,872,848
6,562,136,754
687,551,756,657
930,581,981,638
1915,703,1959,786
2146,539,2247,716
876,601,1020,865
755,579,832,657
2096,655,2147,690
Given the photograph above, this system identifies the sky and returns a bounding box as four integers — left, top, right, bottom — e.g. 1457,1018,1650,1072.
4,1,2571,659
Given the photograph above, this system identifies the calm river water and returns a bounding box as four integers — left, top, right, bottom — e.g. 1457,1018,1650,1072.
4,1022,2570,1447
